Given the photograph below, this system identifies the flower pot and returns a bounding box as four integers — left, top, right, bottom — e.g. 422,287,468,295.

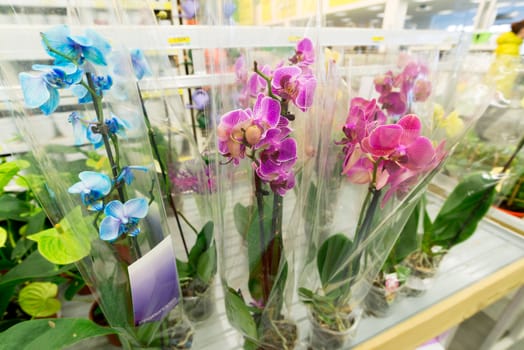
182,282,215,323
401,251,442,297
363,283,403,318
306,308,361,350
496,206,524,218
89,301,122,347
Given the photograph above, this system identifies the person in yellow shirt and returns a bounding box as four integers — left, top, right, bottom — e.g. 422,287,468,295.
491,20,524,100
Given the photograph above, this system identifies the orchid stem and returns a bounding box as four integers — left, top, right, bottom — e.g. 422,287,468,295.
86,72,142,260
254,61,279,101
255,173,270,303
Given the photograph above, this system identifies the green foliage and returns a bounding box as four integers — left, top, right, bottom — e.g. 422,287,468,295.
0,318,117,350
383,200,421,273
28,206,95,265
317,234,353,292
424,172,499,251
177,221,216,286
224,287,257,340
18,282,61,318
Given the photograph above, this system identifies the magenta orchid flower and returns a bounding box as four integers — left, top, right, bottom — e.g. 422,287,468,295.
235,55,248,84
271,66,316,112
248,64,271,97
290,38,315,67
217,109,251,164
256,138,297,196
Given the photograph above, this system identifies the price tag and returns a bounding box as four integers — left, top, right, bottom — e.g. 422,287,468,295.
372,36,385,42
168,36,191,46
288,35,302,43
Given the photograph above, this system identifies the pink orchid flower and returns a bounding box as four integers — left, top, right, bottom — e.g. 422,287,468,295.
271,65,316,112
289,37,315,67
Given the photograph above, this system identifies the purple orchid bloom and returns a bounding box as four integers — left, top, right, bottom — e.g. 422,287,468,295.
248,64,271,97
289,38,315,67
68,171,112,211
188,89,210,111
235,55,248,84
42,25,111,66
99,198,149,242
378,91,407,116
256,138,297,196
181,0,199,19
250,93,281,147
217,109,251,164
271,66,316,112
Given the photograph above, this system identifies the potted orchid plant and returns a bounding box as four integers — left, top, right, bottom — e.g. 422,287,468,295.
403,134,524,296
215,38,316,349
11,24,193,349
129,50,217,322
296,55,474,348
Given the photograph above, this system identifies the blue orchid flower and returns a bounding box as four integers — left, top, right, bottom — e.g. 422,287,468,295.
19,63,82,115
68,111,89,145
130,49,152,80
68,171,112,211
106,114,131,138
117,166,148,185
71,75,113,103
99,198,149,241
42,25,111,66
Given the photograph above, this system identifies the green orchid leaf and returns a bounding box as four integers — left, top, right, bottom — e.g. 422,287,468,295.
430,172,499,249
188,221,214,269
0,195,31,221
0,227,6,248
0,251,73,287
0,160,29,191
0,318,117,350
28,206,95,265
176,259,193,280
387,200,421,268
196,245,217,284
233,203,255,241
317,233,353,289
224,287,257,340
18,282,61,318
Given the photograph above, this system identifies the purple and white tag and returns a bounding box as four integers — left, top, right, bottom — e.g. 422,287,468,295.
128,235,180,325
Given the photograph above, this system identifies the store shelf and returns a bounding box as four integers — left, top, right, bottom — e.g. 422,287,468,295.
0,25,463,61
183,194,524,349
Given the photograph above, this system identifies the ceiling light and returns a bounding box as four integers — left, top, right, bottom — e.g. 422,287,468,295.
333,11,348,17
377,13,384,18
438,9,453,15
340,17,353,22
368,5,383,11
414,0,432,3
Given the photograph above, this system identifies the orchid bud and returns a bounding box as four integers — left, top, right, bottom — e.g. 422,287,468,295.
245,125,262,145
